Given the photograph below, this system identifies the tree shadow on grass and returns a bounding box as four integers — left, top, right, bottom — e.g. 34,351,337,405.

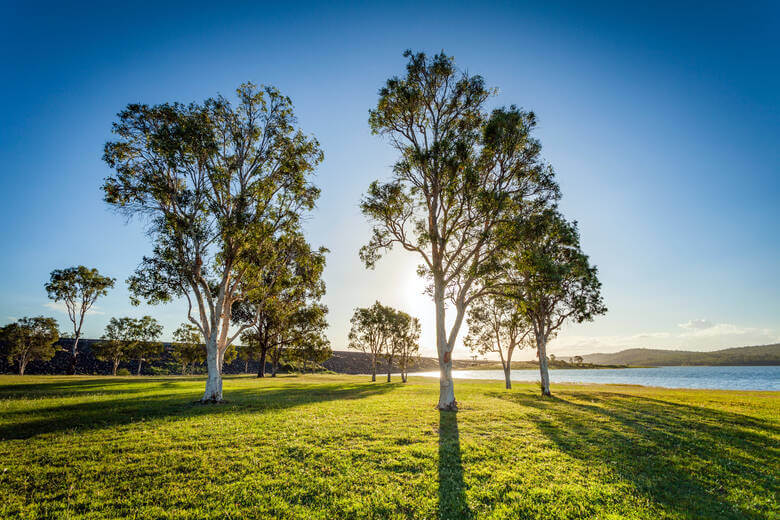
0,377,170,398
490,390,779,520
0,380,395,441
438,410,473,520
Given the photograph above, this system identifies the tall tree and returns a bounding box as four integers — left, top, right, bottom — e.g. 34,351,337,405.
127,316,163,375
464,295,531,389
93,317,136,376
103,83,322,401
0,317,59,375
361,51,559,409
45,266,115,374
172,323,205,375
348,302,392,382
503,210,606,396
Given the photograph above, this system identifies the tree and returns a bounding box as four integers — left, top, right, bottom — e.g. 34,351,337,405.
237,342,262,374
574,355,584,365
380,307,420,383
285,333,332,373
503,210,606,396
348,302,392,382
361,51,559,409
45,266,115,374
391,312,420,383
0,317,59,375
127,316,163,375
464,295,532,389
171,323,205,375
93,317,135,375
233,231,328,378
103,83,322,402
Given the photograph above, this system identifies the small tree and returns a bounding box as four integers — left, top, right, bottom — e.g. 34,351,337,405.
464,295,531,389
574,355,584,365
128,316,163,375
45,266,115,374
394,314,420,383
503,210,606,396
93,317,136,375
237,342,262,374
382,308,420,383
0,317,59,375
172,323,205,375
348,302,392,382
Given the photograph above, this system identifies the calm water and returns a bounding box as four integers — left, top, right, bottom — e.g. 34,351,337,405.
413,365,780,391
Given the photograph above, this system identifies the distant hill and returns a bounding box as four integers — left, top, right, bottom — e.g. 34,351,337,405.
581,344,780,366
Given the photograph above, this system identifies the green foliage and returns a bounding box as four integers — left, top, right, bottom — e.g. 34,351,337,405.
171,323,205,374
233,229,330,374
94,316,163,375
116,368,131,376
0,317,59,375
464,295,532,362
44,266,115,334
103,83,324,398
347,301,393,357
0,375,776,519
502,209,607,339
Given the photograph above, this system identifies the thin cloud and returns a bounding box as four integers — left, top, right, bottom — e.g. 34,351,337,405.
44,302,105,316
678,319,714,330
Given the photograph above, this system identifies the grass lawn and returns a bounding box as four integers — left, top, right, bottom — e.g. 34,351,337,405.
0,375,777,519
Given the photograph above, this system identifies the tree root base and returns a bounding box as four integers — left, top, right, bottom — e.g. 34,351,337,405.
196,398,227,405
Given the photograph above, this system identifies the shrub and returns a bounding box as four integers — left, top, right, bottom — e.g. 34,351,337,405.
117,368,131,376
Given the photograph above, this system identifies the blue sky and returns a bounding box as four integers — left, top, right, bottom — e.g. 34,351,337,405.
1,1,778,358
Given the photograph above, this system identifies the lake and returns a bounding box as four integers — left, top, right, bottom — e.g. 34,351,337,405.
413,365,780,391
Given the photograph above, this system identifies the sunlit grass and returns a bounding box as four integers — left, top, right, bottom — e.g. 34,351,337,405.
0,374,777,519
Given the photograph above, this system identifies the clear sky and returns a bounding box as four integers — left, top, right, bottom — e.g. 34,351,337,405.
1,1,778,359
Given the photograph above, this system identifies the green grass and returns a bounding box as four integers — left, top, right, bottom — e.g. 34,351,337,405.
0,375,777,519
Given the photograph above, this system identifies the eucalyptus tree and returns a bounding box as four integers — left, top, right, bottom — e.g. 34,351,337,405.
361,51,559,409
348,302,393,382
379,307,420,383
103,83,322,401
464,295,531,389
172,323,205,375
233,231,327,378
386,309,420,383
503,210,606,396
93,317,136,375
0,317,59,375
279,303,330,372
127,316,163,375
45,266,115,374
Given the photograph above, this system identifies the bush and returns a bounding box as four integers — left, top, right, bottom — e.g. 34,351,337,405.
117,368,131,376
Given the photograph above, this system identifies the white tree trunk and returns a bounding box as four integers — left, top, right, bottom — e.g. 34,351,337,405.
202,338,223,402
435,281,457,410
536,334,551,396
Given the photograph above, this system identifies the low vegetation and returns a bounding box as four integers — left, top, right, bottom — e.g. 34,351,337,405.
1,375,776,519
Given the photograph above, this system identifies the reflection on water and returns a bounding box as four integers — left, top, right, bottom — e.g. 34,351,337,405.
414,365,779,391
